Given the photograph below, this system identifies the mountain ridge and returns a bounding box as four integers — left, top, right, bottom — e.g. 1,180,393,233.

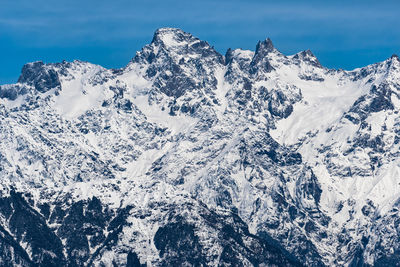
0,27,400,266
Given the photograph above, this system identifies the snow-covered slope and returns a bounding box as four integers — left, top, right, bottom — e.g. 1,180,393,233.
1,27,400,266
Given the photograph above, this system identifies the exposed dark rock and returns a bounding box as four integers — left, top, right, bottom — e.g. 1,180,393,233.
155,220,207,266
154,207,303,267
0,85,28,100
0,191,66,266
127,251,145,267
18,61,61,93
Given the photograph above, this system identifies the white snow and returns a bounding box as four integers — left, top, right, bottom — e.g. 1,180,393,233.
53,64,108,118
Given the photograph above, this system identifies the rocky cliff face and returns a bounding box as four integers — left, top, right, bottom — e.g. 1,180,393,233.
0,27,400,266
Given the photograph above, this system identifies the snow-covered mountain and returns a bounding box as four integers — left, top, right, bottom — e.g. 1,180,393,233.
1,27,400,266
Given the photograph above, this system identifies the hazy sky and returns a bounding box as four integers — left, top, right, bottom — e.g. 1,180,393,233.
1,0,399,84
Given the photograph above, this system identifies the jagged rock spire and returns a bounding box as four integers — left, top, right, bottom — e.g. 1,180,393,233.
255,38,275,54
250,38,277,73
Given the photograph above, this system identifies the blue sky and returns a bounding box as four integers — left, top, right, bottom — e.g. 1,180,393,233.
1,0,399,84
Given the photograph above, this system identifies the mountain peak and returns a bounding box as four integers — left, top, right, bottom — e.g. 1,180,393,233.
151,27,196,48
249,38,277,73
255,38,275,54
293,49,322,68
380,53,400,71
302,49,314,57
390,54,399,65
133,27,223,66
